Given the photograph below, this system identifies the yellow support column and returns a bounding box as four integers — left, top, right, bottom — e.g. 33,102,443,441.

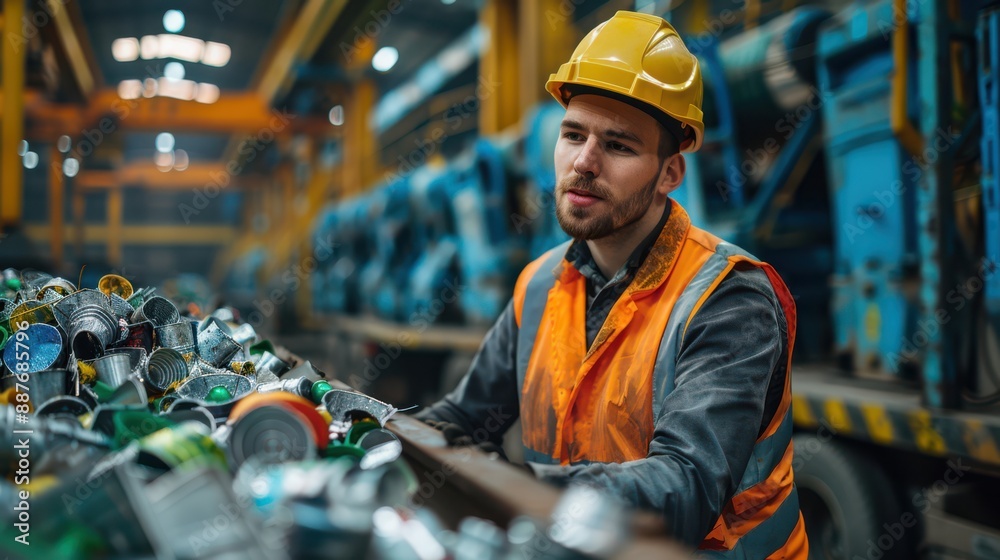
2,0,26,227
342,79,378,195
479,0,520,135
518,0,576,116
107,189,123,266
50,146,64,267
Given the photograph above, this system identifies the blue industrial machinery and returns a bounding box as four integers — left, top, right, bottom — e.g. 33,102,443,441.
406,165,462,324
326,198,371,315
357,177,417,321
450,139,521,325
817,0,923,378
310,205,339,313
981,8,1000,335
678,8,834,359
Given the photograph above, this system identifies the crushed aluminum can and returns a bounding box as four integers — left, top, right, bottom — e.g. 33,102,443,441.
145,348,189,394
54,289,118,360
323,389,398,426
93,353,133,389
108,293,136,321
253,351,290,379
105,346,147,375
129,296,179,327
154,321,198,354
196,318,242,367
256,377,312,399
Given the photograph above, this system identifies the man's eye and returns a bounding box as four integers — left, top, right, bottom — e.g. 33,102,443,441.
563,132,584,141
609,142,632,153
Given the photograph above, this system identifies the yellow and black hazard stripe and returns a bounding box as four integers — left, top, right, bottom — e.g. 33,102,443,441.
792,391,1000,470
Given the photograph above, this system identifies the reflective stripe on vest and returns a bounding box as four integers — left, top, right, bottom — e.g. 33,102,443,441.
516,241,571,465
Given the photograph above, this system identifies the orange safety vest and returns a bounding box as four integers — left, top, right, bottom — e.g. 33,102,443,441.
512,201,807,558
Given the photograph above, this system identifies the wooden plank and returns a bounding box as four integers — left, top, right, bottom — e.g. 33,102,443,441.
386,413,692,559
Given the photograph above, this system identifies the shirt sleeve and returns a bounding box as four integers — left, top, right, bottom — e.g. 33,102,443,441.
528,265,788,546
412,298,521,446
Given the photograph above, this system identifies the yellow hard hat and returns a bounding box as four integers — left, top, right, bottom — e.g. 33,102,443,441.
546,11,704,153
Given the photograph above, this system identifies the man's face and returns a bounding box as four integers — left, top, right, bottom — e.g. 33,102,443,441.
553,94,668,241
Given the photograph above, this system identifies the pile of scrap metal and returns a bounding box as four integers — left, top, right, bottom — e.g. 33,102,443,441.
0,269,634,559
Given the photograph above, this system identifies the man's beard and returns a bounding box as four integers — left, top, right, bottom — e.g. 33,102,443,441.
555,173,658,240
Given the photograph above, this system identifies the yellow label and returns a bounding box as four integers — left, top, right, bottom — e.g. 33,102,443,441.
864,303,881,342
860,403,894,444
824,399,853,434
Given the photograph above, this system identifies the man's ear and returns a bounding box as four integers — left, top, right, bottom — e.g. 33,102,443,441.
657,153,686,196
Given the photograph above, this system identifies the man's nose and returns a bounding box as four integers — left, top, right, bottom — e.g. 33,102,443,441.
573,138,601,179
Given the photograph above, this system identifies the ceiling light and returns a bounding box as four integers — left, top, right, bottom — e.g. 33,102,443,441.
372,46,399,72
112,37,140,61
140,35,159,59
157,77,197,101
156,132,175,153
57,135,71,153
155,151,174,172
202,42,231,67
17,140,27,157
157,34,204,63
163,10,185,33
164,61,185,80
63,158,79,178
173,149,190,171
134,34,230,67
441,0,457,4
328,105,344,126
194,83,220,104
118,79,142,99
23,152,38,169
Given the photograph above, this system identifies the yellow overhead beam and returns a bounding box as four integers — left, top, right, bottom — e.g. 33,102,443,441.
46,0,100,97
2,0,26,227
86,90,297,134
255,0,349,104
75,163,264,191
518,0,576,116
22,91,333,139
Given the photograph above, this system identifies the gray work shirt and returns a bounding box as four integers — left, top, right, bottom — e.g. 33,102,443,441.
415,206,789,546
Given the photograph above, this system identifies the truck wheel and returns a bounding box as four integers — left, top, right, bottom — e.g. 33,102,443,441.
792,434,914,560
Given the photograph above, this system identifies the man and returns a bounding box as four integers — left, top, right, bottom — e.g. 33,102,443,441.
416,11,807,558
